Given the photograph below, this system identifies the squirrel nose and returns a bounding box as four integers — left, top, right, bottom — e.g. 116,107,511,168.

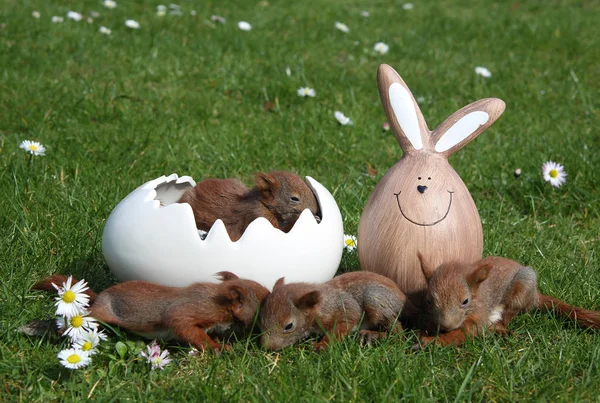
417,185,428,194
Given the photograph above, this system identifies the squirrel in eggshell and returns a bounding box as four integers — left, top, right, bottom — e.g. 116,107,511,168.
32,272,269,353
416,254,600,347
259,271,406,351
179,171,320,241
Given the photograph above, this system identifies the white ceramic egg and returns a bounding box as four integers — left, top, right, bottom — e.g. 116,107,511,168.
101,174,344,290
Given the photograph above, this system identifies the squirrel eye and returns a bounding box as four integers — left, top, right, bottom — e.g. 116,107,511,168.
283,322,295,332
290,196,300,202
461,298,469,307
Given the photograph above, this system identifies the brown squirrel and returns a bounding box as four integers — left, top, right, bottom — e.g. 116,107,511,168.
179,171,320,241
259,272,406,351
417,254,600,347
32,272,270,353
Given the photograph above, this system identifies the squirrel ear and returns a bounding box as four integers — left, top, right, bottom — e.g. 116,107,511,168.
228,285,249,314
378,64,431,154
216,271,239,282
466,262,491,290
273,277,285,290
254,172,279,201
294,290,321,310
418,253,435,281
431,98,505,157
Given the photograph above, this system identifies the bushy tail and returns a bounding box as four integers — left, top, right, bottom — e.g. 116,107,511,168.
537,293,600,329
31,274,98,302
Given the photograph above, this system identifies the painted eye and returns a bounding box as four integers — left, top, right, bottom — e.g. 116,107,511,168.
428,177,431,180
283,322,295,332
418,177,422,180
461,298,469,307
290,196,300,202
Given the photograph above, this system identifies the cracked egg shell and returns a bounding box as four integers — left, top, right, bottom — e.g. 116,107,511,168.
101,174,344,290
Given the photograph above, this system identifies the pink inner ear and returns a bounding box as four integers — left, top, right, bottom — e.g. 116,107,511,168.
389,82,423,150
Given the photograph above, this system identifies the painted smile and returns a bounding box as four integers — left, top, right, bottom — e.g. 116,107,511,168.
394,191,454,227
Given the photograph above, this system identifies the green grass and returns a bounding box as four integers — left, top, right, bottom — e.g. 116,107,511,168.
1,0,599,401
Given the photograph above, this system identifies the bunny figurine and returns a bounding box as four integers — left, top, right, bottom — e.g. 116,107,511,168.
358,64,505,314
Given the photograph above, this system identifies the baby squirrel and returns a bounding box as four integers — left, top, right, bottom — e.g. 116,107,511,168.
179,171,320,241
32,272,269,353
259,271,406,351
417,254,600,347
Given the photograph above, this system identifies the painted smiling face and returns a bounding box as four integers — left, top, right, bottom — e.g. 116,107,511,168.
358,64,505,304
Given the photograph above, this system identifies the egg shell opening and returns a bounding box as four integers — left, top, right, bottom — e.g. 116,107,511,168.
102,174,344,290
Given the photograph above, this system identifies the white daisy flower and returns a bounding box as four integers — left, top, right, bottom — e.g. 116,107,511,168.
19,140,46,156
67,11,83,22
141,340,173,370
335,22,350,33
32,11,41,19
542,161,567,188
382,122,390,131
169,4,183,16
211,15,226,23
99,26,111,35
190,10,197,16
58,348,91,370
285,66,291,77
104,0,117,9
334,111,353,126
238,21,252,31
475,66,492,78
52,276,90,317
52,16,64,23
125,19,140,29
87,17,94,24
90,11,100,18
514,168,522,178
297,87,316,97
72,328,107,354
403,3,414,10
157,8,166,17
343,234,358,252
360,11,370,17
374,42,389,55
58,310,99,340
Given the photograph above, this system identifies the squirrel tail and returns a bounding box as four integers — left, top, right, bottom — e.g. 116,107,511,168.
32,274,98,303
537,293,600,329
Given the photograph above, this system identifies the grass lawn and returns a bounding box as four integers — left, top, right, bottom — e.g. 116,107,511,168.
1,0,599,401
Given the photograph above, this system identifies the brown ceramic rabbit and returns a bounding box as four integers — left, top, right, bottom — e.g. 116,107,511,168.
358,64,506,314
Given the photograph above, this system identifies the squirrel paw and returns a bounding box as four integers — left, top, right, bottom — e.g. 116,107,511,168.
412,336,434,351
490,325,512,336
312,340,329,352
359,330,382,346
210,343,232,355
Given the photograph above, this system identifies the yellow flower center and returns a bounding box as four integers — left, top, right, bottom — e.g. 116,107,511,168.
67,354,81,364
70,316,83,328
28,145,38,151
62,290,76,303
345,239,356,247
549,169,558,178
82,341,93,351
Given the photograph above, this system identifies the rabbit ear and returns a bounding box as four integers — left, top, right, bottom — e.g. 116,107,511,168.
378,64,431,154
431,98,505,157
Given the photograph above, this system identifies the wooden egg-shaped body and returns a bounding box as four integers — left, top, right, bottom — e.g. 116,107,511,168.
357,153,483,300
